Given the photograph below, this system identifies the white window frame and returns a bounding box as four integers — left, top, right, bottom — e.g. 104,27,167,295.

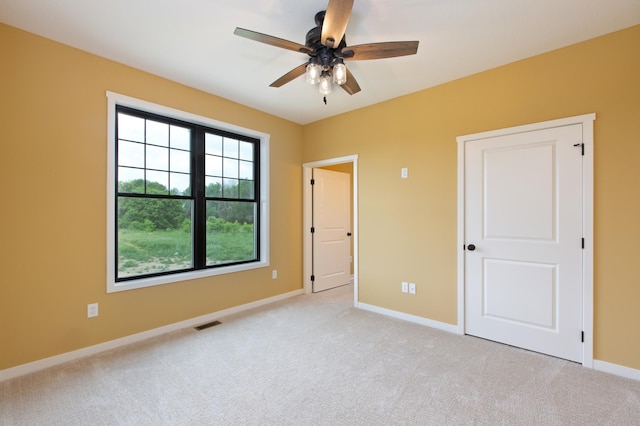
106,91,270,293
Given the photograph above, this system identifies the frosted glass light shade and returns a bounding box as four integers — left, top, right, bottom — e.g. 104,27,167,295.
306,63,321,84
332,63,347,85
319,73,332,95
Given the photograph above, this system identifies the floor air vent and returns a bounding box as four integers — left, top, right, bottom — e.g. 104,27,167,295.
194,320,222,331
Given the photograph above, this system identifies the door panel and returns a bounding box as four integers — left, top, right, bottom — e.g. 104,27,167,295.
484,259,556,329
484,143,555,240
465,124,583,362
312,168,351,292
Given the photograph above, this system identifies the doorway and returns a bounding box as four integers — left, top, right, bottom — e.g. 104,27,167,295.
456,114,594,366
303,155,358,303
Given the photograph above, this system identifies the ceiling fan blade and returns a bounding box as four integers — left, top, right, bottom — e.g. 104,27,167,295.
340,67,361,95
234,28,313,54
270,63,308,88
342,41,419,60
321,0,354,48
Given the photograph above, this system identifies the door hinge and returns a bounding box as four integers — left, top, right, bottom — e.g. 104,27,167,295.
311,275,315,282
311,227,315,233
310,179,315,185
582,238,585,249
573,143,584,156
581,331,584,343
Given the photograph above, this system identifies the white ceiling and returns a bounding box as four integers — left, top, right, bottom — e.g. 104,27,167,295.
2,0,639,124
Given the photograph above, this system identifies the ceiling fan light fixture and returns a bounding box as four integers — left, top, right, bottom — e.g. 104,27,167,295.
234,0,419,99
319,72,333,95
332,61,347,85
306,61,322,85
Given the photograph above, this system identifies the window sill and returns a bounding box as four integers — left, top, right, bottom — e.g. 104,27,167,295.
107,259,269,293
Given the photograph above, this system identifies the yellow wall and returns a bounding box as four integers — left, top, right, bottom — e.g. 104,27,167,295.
303,25,640,370
0,23,303,370
2,21,640,373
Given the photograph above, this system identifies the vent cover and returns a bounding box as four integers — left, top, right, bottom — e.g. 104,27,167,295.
194,320,222,331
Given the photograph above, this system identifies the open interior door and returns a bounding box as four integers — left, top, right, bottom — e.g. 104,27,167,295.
312,168,351,292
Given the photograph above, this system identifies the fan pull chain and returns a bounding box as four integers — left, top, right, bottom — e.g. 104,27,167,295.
323,96,327,105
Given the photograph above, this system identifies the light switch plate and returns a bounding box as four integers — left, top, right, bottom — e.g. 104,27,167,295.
87,303,99,318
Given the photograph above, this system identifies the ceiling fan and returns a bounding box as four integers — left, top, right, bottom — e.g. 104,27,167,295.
234,0,419,101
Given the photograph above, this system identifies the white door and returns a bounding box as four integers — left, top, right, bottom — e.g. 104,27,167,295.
312,168,351,292
465,124,584,362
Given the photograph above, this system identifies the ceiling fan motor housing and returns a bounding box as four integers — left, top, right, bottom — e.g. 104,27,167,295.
306,11,348,68
305,25,323,50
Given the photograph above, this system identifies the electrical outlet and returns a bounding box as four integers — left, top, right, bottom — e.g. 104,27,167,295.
272,269,278,279
409,283,416,294
87,303,99,318
401,281,408,293
401,167,409,179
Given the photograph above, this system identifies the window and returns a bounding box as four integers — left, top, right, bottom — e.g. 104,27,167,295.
107,92,269,292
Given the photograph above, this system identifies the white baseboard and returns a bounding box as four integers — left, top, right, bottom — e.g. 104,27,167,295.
0,289,303,382
593,359,640,381
355,302,459,334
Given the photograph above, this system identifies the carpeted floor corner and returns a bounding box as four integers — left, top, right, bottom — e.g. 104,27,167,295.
2,284,639,425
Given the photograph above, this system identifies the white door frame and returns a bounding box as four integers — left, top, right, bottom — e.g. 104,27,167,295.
303,155,358,305
456,114,595,367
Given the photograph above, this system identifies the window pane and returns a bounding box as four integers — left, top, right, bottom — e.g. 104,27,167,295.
224,138,239,158
205,177,222,197
170,125,190,150
146,171,169,194
118,169,145,193
205,133,223,155
206,154,222,177
146,120,169,147
147,145,168,170
206,201,256,266
223,178,239,198
239,180,254,199
117,198,193,278
118,113,145,142
118,140,144,168
239,141,253,161
170,149,190,173
224,157,238,178
239,160,253,180
170,172,190,195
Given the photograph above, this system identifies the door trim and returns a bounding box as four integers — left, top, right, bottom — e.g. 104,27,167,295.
303,155,359,305
456,113,595,367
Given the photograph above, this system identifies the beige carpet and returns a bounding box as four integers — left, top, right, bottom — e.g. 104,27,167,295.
2,284,640,425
